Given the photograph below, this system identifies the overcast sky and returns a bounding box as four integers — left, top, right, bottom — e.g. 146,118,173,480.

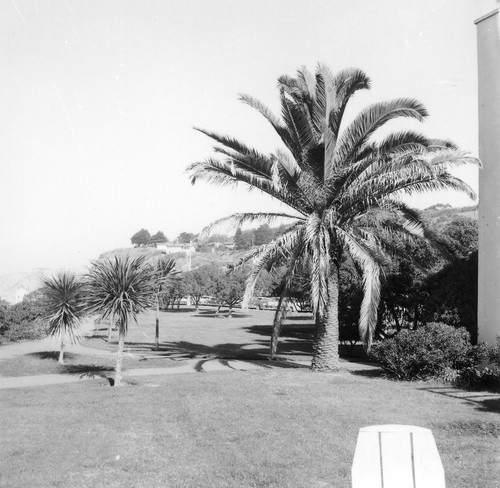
1,0,498,275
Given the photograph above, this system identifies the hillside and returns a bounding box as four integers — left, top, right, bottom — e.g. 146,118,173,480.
424,203,478,223
0,269,55,304
0,205,478,304
99,247,247,272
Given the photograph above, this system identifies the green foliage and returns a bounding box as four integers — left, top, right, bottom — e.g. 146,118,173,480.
2,317,47,342
234,227,248,250
161,275,187,309
0,290,47,343
456,338,500,391
153,257,178,293
131,228,151,247
370,323,474,380
253,224,274,246
441,216,477,259
177,232,197,244
188,63,478,370
150,231,168,245
41,272,87,345
376,213,478,341
183,265,217,307
420,251,478,342
85,255,155,332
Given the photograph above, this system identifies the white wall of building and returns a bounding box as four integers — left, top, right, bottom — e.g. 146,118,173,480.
476,9,500,343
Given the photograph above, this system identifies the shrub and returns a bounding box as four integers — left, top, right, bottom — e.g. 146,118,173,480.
369,322,473,380
2,317,47,343
456,338,500,391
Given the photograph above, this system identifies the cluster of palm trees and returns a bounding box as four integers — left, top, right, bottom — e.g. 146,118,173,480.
187,63,479,371
41,255,177,386
43,63,478,378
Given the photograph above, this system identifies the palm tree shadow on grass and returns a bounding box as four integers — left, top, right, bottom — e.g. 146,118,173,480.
193,310,252,319
26,351,116,383
128,340,307,369
28,351,76,361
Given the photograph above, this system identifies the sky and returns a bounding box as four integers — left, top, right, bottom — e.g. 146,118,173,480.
0,0,498,275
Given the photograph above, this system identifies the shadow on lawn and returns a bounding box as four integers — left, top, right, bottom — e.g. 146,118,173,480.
116,339,307,369
160,307,198,314
27,351,76,361
419,386,500,414
193,310,252,319
26,351,116,383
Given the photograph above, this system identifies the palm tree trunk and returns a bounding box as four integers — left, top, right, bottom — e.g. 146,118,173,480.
114,327,125,386
58,340,65,365
155,297,160,350
270,317,284,360
311,266,340,372
108,313,114,342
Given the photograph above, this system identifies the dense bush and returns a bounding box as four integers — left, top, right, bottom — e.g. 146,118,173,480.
0,290,47,343
456,338,500,390
369,323,474,380
2,317,47,342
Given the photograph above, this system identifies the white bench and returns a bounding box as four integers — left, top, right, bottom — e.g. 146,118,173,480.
351,424,445,488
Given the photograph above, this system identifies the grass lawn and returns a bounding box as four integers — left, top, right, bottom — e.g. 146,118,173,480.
0,369,499,488
1,307,499,487
0,351,183,378
88,307,318,361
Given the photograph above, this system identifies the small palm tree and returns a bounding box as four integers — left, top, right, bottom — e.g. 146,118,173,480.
85,255,155,386
152,257,178,350
41,272,86,365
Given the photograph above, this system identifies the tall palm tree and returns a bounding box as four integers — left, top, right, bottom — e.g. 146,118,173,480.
187,64,479,371
152,257,178,350
41,272,86,365
85,255,155,386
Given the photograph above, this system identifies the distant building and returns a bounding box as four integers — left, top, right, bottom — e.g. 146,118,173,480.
157,242,196,254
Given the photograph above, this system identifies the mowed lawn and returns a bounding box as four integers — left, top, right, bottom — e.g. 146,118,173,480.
87,307,316,362
1,369,499,488
0,308,499,488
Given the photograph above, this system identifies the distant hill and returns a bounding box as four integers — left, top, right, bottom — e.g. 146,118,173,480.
0,205,478,303
423,204,478,223
98,247,166,262
0,269,53,304
99,246,247,272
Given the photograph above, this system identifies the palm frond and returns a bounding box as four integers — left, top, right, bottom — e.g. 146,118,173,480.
41,271,86,345
241,226,305,308
186,159,307,214
199,212,303,240
328,67,371,137
238,93,301,159
333,98,428,170
153,257,179,293
280,89,315,152
85,255,155,335
336,228,381,350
